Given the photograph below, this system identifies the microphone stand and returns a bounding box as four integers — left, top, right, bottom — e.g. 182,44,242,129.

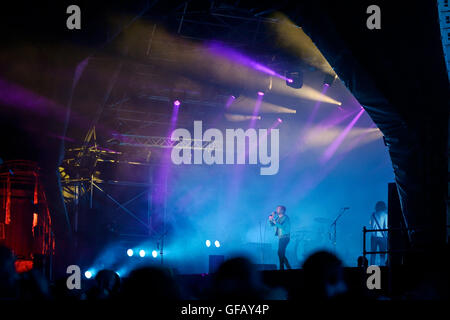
157,231,168,265
260,215,273,266
259,219,264,265
330,208,349,251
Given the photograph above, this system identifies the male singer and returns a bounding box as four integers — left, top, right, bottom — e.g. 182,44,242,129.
269,205,291,270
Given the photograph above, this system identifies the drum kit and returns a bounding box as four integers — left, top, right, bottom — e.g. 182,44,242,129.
291,217,334,265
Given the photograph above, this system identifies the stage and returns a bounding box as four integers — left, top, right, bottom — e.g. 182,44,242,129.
0,0,448,302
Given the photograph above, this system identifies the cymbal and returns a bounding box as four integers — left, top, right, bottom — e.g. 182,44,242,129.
292,230,314,235
314,217,331,224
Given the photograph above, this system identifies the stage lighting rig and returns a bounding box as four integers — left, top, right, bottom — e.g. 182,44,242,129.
285,70,303,89
323,74,337,87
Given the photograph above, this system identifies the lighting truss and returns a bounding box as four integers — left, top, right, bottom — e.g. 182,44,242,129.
109,133,213,150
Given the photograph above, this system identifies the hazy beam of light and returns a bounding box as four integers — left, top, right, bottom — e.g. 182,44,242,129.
302,125,376,151
271,81,342,105
340,125,383,153
306,85,329,126
269,12,336,76
154,103,180,204
249,93,264,128
0,77,61,115
248,118,281,161
118,20,341,107
224,113,261,122
229,96,297,114
225,95,236,109
0,76,120,141
296,109,360,152
284,149,349,204
321,108,365,163
208,42,292,82
169,104,180,136
293,84,330,154
209,95,237,127
316,109,359,130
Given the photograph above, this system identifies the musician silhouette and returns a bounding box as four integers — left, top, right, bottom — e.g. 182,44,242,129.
269,205,291,270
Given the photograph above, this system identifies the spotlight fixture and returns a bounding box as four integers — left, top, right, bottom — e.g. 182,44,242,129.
225,95,236,109
139,250,146,258
257,91,265,96
127,249,134,257
277,118,283,123
285,70,303,89
169,89,186,107
323,74,337,87
214,240,221,248
230,88,242,99
85,271,93,279
205,240,211,247
152,250,158,258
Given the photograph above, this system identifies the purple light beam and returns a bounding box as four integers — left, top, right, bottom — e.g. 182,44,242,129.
320,108,365,163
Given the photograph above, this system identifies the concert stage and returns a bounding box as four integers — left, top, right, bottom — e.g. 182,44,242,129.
0,0,448,303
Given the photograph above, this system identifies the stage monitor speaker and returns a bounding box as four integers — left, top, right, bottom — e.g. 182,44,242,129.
209,255,224,274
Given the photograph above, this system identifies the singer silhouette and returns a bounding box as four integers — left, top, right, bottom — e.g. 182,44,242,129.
269,205,291,270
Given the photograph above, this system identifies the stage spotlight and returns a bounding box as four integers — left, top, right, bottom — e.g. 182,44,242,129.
139,250,146,257
231,88,242,99
205,240,211,247
170,89,186,107
85,271,93,279
257,91,265,96
225,95,236,109
277,118,283,123
152,250,158,258
285,70,303,89
214,240,220,248
323,74,337,87
127,249,134,257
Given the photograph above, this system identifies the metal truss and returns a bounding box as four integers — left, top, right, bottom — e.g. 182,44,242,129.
60,1,283,241
109,133,214,150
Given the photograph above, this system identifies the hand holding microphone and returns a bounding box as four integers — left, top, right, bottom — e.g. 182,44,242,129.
269,211,277,221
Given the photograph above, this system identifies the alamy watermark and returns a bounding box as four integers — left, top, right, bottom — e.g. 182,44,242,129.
366,265,381,290
366,5,381,30
66,5,81,30
171,121,279,175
